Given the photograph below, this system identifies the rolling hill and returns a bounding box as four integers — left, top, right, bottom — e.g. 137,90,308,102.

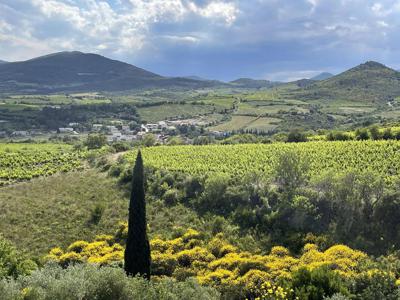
229,78,280,88
310,72,334,80
293,61,400,103
0,51,223,94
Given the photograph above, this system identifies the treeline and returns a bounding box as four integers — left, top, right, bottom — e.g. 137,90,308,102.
0,103,140,131
38,103,140,129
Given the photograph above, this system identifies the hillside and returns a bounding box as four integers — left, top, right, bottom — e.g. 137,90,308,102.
310,72,334,80
0,52,222,93
293,61,400,103
229,78,279,88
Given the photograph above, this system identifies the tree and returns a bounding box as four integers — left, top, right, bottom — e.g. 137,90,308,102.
355,129,369,141
124,151,151,279
274,151,310,198
142,134,156,147
382,128,393,140
369,126,381,140
84,134,107,149
286,130,308,143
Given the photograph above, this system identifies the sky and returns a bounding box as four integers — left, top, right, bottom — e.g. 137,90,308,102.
1,0,400,81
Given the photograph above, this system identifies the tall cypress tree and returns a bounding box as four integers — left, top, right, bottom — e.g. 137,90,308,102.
124,150,151,279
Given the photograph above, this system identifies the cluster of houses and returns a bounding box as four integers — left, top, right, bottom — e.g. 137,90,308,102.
91,121,179,143
2,118,226,142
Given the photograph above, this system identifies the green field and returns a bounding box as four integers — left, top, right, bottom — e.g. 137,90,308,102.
211,115,281,132
137,103,216,122
124,140,400,185
0,143,84,185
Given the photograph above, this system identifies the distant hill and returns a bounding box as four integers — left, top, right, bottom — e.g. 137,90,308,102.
229,78,280,88
310,72,334,81
183,75,209,81
0,60,7,64
0,51,223,94
293,61,400,103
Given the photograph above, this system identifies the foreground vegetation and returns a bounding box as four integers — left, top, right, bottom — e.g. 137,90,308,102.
41,225,400,299
3,138,400,299
0,264,219,300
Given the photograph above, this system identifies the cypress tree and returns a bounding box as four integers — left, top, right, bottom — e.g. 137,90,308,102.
124,150,151,279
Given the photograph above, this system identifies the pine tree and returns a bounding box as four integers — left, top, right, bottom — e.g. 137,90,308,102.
124,150,151,279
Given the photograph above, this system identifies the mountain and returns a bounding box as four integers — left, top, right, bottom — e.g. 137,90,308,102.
0,60,8,64
0,51,222,94
310,72,334,81
294,61,400,103
229,78,280,88
183,76,209,81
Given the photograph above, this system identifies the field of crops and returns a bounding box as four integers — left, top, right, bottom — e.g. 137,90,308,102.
125,140,400,185
0,143,85,185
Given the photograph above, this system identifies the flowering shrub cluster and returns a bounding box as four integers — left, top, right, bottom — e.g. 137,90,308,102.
45,225,400,299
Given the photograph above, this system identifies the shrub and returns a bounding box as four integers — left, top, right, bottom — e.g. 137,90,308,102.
163,188,180,206
85,134,107,149
0,236,37,279
291,266,350,300
0,264,220,300
89,203,105,225
351,270,400,300
287,130,308,143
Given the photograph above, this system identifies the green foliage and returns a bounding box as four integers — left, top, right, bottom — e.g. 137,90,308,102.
123,140,400,186
0,236,37,279
0,264,220,300
352,270,400,300
125,151,151,278
90,203,105,225
0,143,84,185
0,170,128,256
286,130,308,143
274,150,309,196
355,129,369,141
84,134,107,150
142,134,156,147
291,266,349,300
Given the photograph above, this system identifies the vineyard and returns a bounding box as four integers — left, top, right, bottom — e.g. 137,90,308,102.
0,143,85,185
125,140,400,185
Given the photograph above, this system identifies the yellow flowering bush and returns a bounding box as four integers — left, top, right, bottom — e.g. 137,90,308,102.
46,226,374,298
250,281,294,300
67,240,88,253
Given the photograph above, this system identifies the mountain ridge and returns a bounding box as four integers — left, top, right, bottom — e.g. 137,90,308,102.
292,61,400,103
0,51,223,94
310,72,334,81
229,78,280,88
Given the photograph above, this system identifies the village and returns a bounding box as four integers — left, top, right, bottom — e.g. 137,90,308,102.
1,118,226,144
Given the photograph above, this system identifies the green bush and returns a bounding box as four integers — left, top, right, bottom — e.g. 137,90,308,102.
291,266,349,300
0,236,37,279
85,134,107,150
0,264,220,300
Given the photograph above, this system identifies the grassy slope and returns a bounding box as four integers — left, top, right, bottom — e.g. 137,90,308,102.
0,168,207,258
0,170,127,257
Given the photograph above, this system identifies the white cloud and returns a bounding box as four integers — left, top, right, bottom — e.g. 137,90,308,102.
0,0,239,61
188,1,239,25
162,35,200,43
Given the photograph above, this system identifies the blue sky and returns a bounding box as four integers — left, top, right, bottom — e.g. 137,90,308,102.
1,0,400,81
